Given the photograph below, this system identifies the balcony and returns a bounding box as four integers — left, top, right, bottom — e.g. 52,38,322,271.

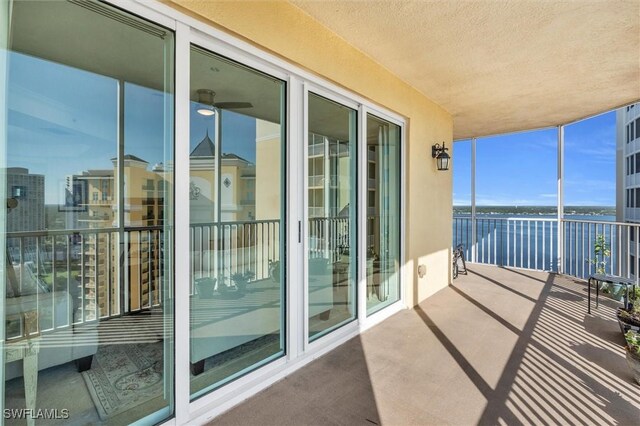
6,220,285,323
211,264,640,424
2,0,638,424
453,216,640,281
6,203,639,424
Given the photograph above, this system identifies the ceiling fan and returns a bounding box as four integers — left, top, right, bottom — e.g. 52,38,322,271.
196,89,253,116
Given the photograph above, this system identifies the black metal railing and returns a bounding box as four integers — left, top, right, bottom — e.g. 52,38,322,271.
453,215,640,284
6,226,166,331
308,217,350,263
189,219,281,294
6,216,361,331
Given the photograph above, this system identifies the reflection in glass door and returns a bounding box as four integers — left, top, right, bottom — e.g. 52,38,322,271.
3,1,174,424
189,46,286,399
307,93,357,341
366,114,401,314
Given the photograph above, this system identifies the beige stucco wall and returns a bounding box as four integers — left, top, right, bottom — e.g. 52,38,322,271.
255,120,281,221
167,0,453,305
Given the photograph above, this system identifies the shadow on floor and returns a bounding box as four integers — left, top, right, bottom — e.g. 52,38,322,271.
211,265,640,425
210,336,381,426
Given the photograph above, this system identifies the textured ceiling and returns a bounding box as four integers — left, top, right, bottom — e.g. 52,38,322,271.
290,0,640,139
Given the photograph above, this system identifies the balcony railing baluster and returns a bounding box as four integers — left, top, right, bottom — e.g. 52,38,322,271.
148,229,152,308
453,215,640,285
107,231,112,317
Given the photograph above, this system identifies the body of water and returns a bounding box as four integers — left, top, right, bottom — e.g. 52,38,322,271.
453,213,625,278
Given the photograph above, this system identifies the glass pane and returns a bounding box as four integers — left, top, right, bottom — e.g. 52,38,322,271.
307,93,357,340
564,110,616,277
3,1,174,424
366,114,401,315
0,0,9,406
476,129,557,269
189,46,285,399
565,112,615,211
453,140,472,212
452,140,472,262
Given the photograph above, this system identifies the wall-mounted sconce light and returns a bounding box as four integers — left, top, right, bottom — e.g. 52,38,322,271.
431,142,450,171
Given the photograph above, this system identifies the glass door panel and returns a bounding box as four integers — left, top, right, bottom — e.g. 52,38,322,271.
189,46,285,399
3,1,174,424
307,93,357,341
366,114,401,314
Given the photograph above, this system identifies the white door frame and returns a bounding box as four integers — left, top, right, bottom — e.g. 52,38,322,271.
89,1,408,424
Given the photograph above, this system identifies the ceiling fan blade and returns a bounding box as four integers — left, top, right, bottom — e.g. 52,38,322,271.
213,102,253,109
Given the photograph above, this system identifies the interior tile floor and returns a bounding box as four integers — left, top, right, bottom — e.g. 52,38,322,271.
210,265,640,425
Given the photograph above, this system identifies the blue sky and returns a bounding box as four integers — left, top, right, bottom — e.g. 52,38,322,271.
8,51,256,204
190,109,256,162
453,111,616,207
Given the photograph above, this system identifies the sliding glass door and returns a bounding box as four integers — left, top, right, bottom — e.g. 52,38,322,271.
189,46,286,399
307,93,357,341
2,2,404,421
366,114,401,314
0,0,9,407
3,1,174,424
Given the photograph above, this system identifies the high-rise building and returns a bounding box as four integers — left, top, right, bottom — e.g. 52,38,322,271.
6,167,45,233
617,103,640,221
307,132,351,219
616,102,640,275
5,168,45,294
68,156,168,320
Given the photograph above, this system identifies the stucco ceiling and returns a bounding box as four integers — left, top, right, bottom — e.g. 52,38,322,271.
290,0,640,139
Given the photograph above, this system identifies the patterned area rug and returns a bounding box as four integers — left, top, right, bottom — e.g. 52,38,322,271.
82,342,164,420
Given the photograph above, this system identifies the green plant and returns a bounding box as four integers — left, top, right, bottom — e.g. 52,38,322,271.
633,297,640,315
366,246,378,260
625,330,640,358
618,297,640,328
589,234,611,275
230,271,255,291
195,277,216,299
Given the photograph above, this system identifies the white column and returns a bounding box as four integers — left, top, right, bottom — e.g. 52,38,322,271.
357,106,367,321
301,83,310,349
174,21,191,425
287,76,303,359
214,109,221,284
557,125,564,274
471,137,477,262
117,80,126,314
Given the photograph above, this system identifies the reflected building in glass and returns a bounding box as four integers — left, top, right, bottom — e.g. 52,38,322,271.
190,132,257,223
3,1,175,420
6,167,45,235
188,45,285,398
365,115,401,314
62,156,169,319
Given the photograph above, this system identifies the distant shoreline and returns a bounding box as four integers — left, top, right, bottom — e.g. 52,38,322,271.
453,206,616,216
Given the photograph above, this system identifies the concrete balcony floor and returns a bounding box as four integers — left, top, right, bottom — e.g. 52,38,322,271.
212,264,640,425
